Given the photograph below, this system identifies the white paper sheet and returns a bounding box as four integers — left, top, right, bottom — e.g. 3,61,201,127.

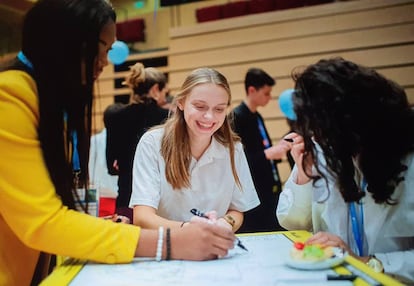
70,233,352,286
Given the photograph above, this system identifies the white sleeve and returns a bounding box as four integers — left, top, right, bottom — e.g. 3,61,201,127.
376,250,414,283
229,144,260,212
276,166,313,231
129,132,161,209
374,154,414,283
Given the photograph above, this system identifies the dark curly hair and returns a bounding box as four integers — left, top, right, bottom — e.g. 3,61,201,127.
292,57,414,204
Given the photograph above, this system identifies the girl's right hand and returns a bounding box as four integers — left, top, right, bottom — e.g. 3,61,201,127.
287,134,313,185
172,219,236,260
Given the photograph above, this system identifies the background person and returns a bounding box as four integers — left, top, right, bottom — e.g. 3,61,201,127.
0,1,235,285
89,104,124,217
231,68,290,233
276,57,414,283
130,67,260,232
106,62,170,221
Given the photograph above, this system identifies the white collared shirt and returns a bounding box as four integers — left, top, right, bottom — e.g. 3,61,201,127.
276,145,414,282
129,127,260,221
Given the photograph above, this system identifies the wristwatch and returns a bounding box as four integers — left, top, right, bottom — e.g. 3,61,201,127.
223,214,236,229
366,255,384,273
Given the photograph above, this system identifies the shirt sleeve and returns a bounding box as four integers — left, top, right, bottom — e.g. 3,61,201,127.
0,71,139,263
229,143,260,212
276,166,313,230
129,130,162,209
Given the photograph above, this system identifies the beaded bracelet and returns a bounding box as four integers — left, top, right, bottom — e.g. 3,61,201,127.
155,226,164,262
166,228,171,260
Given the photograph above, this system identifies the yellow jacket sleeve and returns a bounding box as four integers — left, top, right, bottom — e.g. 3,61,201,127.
0,70,140,285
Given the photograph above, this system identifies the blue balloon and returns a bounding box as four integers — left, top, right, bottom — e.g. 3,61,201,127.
278,88,296,120
108,41,129,65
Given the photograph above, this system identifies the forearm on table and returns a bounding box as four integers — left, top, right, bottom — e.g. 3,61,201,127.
134,228,160,258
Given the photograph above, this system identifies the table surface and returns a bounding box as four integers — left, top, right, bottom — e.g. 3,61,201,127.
40,231,402,286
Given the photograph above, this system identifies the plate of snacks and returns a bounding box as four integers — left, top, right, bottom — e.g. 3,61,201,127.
285,242,347,270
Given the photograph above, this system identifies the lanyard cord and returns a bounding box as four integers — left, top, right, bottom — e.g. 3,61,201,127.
72,130,80,172
17,51,34,71
257,117,279,182
257,116,270,148
63,112,80,173
349,178,367,256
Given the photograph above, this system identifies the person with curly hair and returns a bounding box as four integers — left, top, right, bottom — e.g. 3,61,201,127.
276,57,414,283
106,62,170,221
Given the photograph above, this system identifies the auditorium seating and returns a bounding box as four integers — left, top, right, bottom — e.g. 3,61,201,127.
116,18,146,43
196,0,334,23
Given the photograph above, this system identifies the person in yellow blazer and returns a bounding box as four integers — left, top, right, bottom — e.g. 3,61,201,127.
0,1,235,285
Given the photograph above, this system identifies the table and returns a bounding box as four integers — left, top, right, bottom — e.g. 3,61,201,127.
40,231,402,286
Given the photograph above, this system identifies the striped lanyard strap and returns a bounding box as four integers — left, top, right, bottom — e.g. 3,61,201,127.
17,51,34,71
257,117,279,183
63,112,80,173
348,178,367,256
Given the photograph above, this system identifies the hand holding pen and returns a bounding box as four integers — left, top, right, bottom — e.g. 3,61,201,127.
190,208,248,251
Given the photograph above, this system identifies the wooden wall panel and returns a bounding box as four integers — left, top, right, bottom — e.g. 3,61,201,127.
406,88,414,104
169,23,414,71
91,0,414,182
169,4,414,55
167,0,414,183
168,44,414,89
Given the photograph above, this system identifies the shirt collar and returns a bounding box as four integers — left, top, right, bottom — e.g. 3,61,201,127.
196,136,227,167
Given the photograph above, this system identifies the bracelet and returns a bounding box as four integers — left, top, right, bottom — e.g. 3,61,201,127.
166,228,171,261
180,221,186,227
155,226,164,262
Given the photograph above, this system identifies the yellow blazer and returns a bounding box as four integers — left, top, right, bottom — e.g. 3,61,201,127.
0,70,140,285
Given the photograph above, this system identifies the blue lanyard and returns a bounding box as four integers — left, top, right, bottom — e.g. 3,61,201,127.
257,117,270,148
72,130,80,172
349,179,367,256
257,117,279,182
63,112,80,172
17,51,34,71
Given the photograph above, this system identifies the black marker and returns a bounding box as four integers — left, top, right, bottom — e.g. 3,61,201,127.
284,138,294,143
190,208,248,251
327,274,357,281
281,274,357,283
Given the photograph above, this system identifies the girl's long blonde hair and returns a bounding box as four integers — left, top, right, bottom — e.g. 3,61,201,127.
160,67,241,190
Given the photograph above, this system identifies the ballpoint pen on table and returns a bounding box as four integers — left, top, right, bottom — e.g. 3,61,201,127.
190,208,248,251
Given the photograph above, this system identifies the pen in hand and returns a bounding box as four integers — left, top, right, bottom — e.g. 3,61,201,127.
190,208,248,251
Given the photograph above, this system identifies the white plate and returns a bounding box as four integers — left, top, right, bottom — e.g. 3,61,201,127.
285,247,348,270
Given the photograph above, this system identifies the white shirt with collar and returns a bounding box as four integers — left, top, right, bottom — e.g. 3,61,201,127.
129,127,260,222
276,146,414,283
